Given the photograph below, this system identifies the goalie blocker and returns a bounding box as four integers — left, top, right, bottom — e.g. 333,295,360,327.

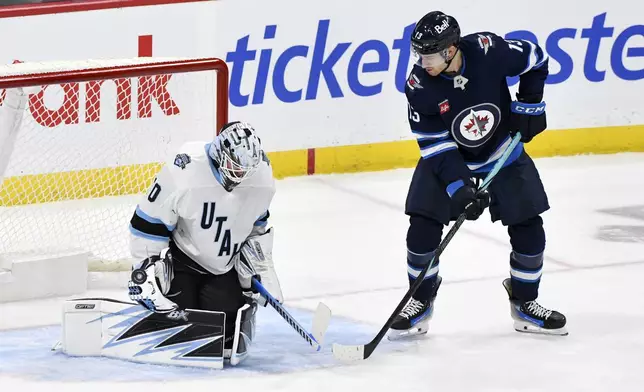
57,297,257,369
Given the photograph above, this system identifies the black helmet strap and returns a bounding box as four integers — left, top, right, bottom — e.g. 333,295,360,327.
440,45,460,75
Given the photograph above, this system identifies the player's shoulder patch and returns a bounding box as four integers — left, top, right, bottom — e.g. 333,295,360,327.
173,153,191,170
406,72,424,91
476,34,495,55
463,32,499,55
405,65,433,94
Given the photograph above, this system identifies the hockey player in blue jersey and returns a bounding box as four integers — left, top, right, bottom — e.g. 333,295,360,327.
390,11,567,338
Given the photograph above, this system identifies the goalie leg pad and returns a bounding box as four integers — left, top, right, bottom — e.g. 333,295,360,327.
60,298,227,369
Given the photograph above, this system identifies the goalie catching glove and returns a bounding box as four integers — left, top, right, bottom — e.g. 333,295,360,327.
235,227,283,306
128,248,178,313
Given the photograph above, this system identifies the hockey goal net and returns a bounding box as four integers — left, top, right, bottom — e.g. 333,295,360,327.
0,58,228,272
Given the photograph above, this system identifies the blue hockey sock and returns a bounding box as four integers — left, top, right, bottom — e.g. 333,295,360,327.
508,216,545,301
406,215,443,301
510,251,543,301
407,248,439,301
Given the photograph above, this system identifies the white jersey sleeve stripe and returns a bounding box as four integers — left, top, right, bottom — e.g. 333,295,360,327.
420,141,458,159
520,40,540,75
413,130,450,140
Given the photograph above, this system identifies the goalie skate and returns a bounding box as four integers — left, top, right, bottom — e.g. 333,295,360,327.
503,278,568,336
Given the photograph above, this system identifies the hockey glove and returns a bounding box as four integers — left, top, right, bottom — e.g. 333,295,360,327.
128,248,178,313
449,181,491,221
235,228,283,307
508,94,547,144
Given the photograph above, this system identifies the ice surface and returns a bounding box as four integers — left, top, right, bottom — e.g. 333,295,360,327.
1,153,644,391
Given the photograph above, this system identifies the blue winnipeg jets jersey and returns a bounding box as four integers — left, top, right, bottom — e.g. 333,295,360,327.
405,32,548,187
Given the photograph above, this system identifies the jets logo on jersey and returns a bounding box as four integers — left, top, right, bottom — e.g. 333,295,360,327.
450,103,501,147
406,74,424,91
477,34,494,54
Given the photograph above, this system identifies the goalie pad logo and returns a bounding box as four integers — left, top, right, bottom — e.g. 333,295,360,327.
174,153,191,169
167,310,190,322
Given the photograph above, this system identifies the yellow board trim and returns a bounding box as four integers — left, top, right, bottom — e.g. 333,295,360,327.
1,124,643,206
314,124,644,174
268,148,309,178
524,125,644,157
314,139,420,175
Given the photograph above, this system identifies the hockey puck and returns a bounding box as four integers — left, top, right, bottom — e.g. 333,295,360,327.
131,269,148,284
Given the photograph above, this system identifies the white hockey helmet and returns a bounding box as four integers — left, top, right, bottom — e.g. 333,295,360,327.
209,121,263,191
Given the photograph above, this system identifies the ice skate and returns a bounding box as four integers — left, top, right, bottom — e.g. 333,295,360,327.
389,277,441,340
503,278,568,336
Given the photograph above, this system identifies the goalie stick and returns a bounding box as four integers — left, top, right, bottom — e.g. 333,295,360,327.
252,278,331,351
332,133,523,361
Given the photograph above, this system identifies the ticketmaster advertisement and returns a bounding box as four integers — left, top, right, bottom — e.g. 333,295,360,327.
0,0,640,173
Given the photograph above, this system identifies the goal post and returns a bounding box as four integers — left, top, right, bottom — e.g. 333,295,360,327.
0,57,228,298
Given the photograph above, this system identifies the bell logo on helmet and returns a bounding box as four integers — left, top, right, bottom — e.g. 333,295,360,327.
434,19,450,35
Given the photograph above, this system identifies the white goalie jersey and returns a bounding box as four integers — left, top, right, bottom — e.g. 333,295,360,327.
129,141,275,275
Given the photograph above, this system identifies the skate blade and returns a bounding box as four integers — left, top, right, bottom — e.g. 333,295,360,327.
513,321,568,336
387,324,429,341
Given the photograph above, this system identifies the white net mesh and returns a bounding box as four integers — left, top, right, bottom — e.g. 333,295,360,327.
0,58,226,271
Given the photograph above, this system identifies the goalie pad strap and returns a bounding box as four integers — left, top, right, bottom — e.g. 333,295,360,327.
228,302,258,366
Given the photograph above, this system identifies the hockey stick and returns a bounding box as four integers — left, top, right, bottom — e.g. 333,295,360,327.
332,133,523,361
252,278,332,351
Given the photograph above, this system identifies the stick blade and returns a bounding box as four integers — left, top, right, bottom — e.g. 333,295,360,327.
332,343,365,361
311,302,332,347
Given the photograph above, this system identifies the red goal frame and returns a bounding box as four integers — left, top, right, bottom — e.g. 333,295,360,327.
0,0,228,131
0,58,229,132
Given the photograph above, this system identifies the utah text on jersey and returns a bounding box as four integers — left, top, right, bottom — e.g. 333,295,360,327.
129,141,275,275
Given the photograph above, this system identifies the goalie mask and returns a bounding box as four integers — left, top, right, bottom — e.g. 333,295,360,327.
209,121,263,192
